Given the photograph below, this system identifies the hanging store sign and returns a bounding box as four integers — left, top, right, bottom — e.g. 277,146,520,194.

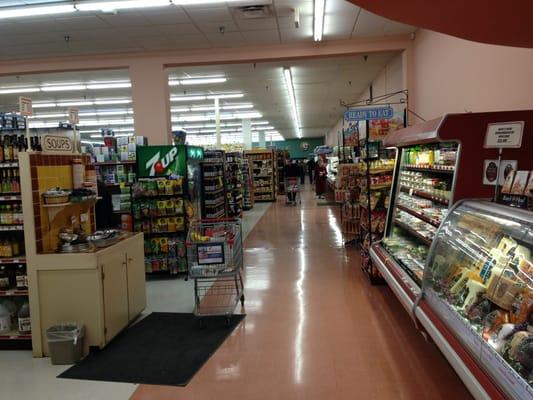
484,121,524,148
137,145,184,177
344,106,394,121
68,107,79,125
187,146,204,161
18,96,32,117
42,135,74,153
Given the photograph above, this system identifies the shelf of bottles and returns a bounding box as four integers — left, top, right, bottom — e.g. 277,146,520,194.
242,158,254,210
201,150,227,220
382,142,458,285
246,151,275,202
225,152,244,218
132,177,187,276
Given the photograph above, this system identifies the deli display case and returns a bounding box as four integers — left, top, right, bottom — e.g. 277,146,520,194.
421,201,533,400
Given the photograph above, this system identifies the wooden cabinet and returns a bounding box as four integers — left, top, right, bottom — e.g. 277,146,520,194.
28,234,146,357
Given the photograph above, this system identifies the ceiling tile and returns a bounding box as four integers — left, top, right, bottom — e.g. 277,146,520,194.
351,10,387,37
97,14,152,27
233,17,278,31
185,7,233,22
242,30,280,45
205,31,246,48
197,19,239,35
156,24,202,36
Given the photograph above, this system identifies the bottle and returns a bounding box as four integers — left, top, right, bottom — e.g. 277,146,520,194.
7,136,13,162
5,205,12,225
12,169,20,193
3,136,11,162
0,303,11,333
17,302,30,334
12,136,18,161
0,136,4,163
11,238,20,257
0,265,10,289
15,265,27,290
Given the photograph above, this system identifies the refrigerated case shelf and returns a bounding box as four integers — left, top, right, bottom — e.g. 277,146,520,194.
393,219,432,246
396,204,441,228
403,165,455,174
400,186,450,206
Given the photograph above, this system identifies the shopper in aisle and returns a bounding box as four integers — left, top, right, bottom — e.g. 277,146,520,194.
284,160,299,203
307,157,316,184
298,160,306,185
315,158,327,198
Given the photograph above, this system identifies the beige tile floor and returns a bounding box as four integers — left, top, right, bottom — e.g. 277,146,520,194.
131,186,472,400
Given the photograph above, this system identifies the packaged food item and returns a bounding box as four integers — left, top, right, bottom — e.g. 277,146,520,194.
487,274,525,310
158,200,167,216
165,180,174,195
482,309,510,340
0,265,10,289
159,237,169,253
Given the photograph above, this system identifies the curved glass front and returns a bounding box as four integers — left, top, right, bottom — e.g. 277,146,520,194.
423,201,533,400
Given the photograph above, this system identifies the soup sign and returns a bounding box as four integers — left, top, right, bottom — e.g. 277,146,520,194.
42,135,74,153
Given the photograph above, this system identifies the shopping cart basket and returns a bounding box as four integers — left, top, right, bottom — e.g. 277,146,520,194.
285,177,301,205
186,218,244,325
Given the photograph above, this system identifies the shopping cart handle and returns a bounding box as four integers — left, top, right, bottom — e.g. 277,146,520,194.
193,218,241,223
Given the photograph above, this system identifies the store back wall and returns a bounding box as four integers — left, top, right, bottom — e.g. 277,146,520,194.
253,138,324,159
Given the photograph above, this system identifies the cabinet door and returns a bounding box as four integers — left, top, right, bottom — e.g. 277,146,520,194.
126,239,146,321
102,252,129,343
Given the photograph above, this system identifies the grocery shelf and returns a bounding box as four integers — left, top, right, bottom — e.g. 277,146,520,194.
204,187,224,194
393,219,432,246
113,209,131,214
396,204,441,228
0,225,23,231
133,193,183,199
0,162,18,168
359,168,394,175
403,165,454,174
0,331,31,340
367,183,392,190
105,182,132,187
141,230,185,236
400,186,450,205
94,160,136,166
0,195,21,202
0,257,26,264
0,289,28,297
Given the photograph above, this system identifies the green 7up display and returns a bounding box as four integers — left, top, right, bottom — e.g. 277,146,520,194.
137,145,203,177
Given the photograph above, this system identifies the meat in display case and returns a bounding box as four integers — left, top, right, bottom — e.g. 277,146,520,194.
423,201,533,400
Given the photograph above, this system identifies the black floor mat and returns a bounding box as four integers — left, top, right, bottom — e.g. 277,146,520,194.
58,312,245,386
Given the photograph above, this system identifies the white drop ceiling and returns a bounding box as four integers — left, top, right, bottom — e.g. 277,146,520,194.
0,50,400,142
0,0,415,60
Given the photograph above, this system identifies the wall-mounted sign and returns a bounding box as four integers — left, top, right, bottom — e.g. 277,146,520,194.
18,96,32,117
344,106,394,121
68,107,79,125
484,121,524,148
42,135,74,153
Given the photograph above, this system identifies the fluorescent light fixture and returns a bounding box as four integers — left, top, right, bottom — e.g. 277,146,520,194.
313,0,325,42
171,95,206,102
180,77,227,85
86,82,131,90
283,67,302,138
29,113,68,119
41,84,87,92
82,140,105,145
223,104,253,110
57,101,93,107
0,87,40,94
90,133,133,138
32,103,57,109
0,4,76,19
206,93,243,99
171,107,189,113
76,0,170,12
94,99,131,105
173,112,261,122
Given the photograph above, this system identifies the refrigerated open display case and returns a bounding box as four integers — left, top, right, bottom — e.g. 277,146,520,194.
370,110,533,400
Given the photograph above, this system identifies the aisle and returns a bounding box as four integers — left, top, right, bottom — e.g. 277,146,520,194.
132,185,472,400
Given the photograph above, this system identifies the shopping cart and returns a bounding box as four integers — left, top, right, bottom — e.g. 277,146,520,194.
285,177,301,205
186,218,244,326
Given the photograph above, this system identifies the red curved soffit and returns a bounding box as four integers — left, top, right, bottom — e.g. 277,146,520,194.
348,0,533,48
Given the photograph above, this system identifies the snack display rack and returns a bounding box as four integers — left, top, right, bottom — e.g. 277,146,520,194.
245,150,276,202
370,111,533,400
337,163,361,243
201,150,227,220
276,150,289,195
225,152,244,218
242,158,254,210
358,136,395,283
132,177,187,276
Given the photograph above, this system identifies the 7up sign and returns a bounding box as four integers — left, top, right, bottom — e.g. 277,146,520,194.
137,145,184,177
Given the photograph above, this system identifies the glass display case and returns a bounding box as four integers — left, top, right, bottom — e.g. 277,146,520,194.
382,141,459,285
424,201,533,400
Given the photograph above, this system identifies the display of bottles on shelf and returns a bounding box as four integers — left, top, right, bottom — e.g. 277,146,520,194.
0,264,27,292
0,299,31,337
0,168,21,194
225,152,244,218
403,144,457,170
0,238,24,258
0,204,23,226
242,158,254,210
201,150,227,220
